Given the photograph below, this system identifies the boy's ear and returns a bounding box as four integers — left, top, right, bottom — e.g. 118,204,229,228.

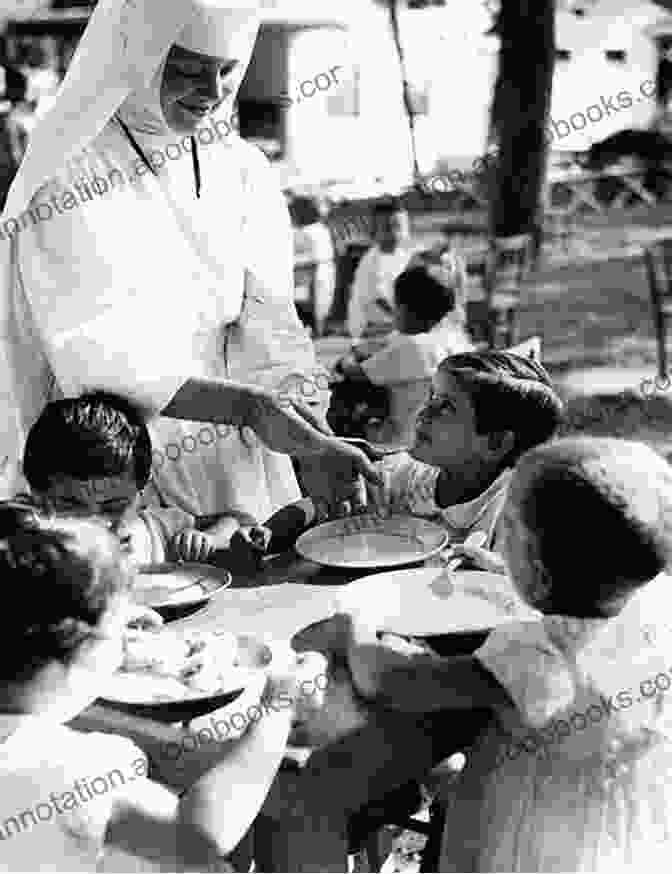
486,430,516,460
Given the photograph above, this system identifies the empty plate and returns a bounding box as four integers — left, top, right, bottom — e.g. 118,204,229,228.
295,514,449,570
133,563,232,617
339,568,541,636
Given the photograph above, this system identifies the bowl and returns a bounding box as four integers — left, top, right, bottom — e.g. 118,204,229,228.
98,632,271,724
133,563,232,621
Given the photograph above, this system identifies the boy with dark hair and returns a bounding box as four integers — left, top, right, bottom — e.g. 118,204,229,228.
23,392,257,565
369,350,565,566
335,249,472,444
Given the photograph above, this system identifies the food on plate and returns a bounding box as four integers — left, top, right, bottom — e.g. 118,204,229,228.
115,628,243,701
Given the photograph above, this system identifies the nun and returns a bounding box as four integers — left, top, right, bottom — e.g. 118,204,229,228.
0,0,375,518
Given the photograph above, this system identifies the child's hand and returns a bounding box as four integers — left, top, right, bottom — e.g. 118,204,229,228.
169,529,216,563
266,649,329,720
122,602,164,631
450,544,507,575
227,525,273,573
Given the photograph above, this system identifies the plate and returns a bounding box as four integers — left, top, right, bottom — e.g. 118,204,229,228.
98,630,270,723
295,514,449,569
339,569,541,636
133,563,232,617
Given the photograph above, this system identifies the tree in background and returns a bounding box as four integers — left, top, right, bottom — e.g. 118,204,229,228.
484,0,556,346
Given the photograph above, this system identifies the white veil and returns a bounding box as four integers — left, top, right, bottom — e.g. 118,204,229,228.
2,0,261,220
0,0,262,497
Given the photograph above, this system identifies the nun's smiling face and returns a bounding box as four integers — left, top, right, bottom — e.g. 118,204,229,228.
161,44,239,133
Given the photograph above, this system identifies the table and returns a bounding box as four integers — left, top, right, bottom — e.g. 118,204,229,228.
76,552,497,872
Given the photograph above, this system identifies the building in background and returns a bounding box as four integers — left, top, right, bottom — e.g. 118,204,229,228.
549,0,662,152
0,0,667,191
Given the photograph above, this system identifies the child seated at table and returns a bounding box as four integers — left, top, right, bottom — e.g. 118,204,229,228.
23,391,319,573
339,247,471,379
0,501,321,872
367,350,564,566
344,436,672,872
346,197,417,340
22,392,259,566
335,249,473,445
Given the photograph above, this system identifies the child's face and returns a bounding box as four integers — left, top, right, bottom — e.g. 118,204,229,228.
29,520,131,722
374,210,409,249
40,471,141,550
411,370,501,475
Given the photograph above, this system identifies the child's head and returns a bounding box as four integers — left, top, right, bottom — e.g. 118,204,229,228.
372,197,409,251
504,437,672,617
412,351,564,492
23,392,152,542
0,500,130,717
394,248,464,335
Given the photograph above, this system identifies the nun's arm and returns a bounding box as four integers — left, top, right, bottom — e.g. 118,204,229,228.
233,142,330,417
16,171,378,480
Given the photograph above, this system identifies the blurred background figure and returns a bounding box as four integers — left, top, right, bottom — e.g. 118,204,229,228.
289,194,336,337
346,196,417,339
331,245,472,446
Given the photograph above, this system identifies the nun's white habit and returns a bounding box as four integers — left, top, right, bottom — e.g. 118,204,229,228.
0,0,322,520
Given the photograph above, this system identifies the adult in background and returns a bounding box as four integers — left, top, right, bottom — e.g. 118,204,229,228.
0,0,376,519
289,194,336,337
346,196,417,340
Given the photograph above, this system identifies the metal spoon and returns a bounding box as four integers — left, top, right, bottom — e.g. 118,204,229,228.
430,531,488,598
340,437,408,457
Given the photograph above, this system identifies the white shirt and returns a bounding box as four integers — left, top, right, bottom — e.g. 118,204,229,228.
361,319,472,386
346,244,416,339
370,457,511,549
3,124,316,520
0,714,148,872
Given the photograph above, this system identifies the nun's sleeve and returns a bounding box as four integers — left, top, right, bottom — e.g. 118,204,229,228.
231,143,321,397
14,176,197,417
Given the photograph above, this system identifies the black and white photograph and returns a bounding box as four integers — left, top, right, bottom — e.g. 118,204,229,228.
1,0,672,870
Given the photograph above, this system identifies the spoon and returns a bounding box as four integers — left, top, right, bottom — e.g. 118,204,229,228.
340,437,408,457
430,531,488,598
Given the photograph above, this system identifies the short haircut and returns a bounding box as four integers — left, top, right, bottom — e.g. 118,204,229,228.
23,392,152,492
394,264,457,329
395,245,467,330
516,438,672,616
439,351,564,466
0,500,128,684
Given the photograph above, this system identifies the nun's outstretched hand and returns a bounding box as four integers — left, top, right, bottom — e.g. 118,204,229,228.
243,390,383,495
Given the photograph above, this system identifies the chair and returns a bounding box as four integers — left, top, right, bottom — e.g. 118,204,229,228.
483,233,532,349
348,788,448,872
644,238,672,381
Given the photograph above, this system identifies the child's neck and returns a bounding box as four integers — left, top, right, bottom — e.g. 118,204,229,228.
436,462,504,508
